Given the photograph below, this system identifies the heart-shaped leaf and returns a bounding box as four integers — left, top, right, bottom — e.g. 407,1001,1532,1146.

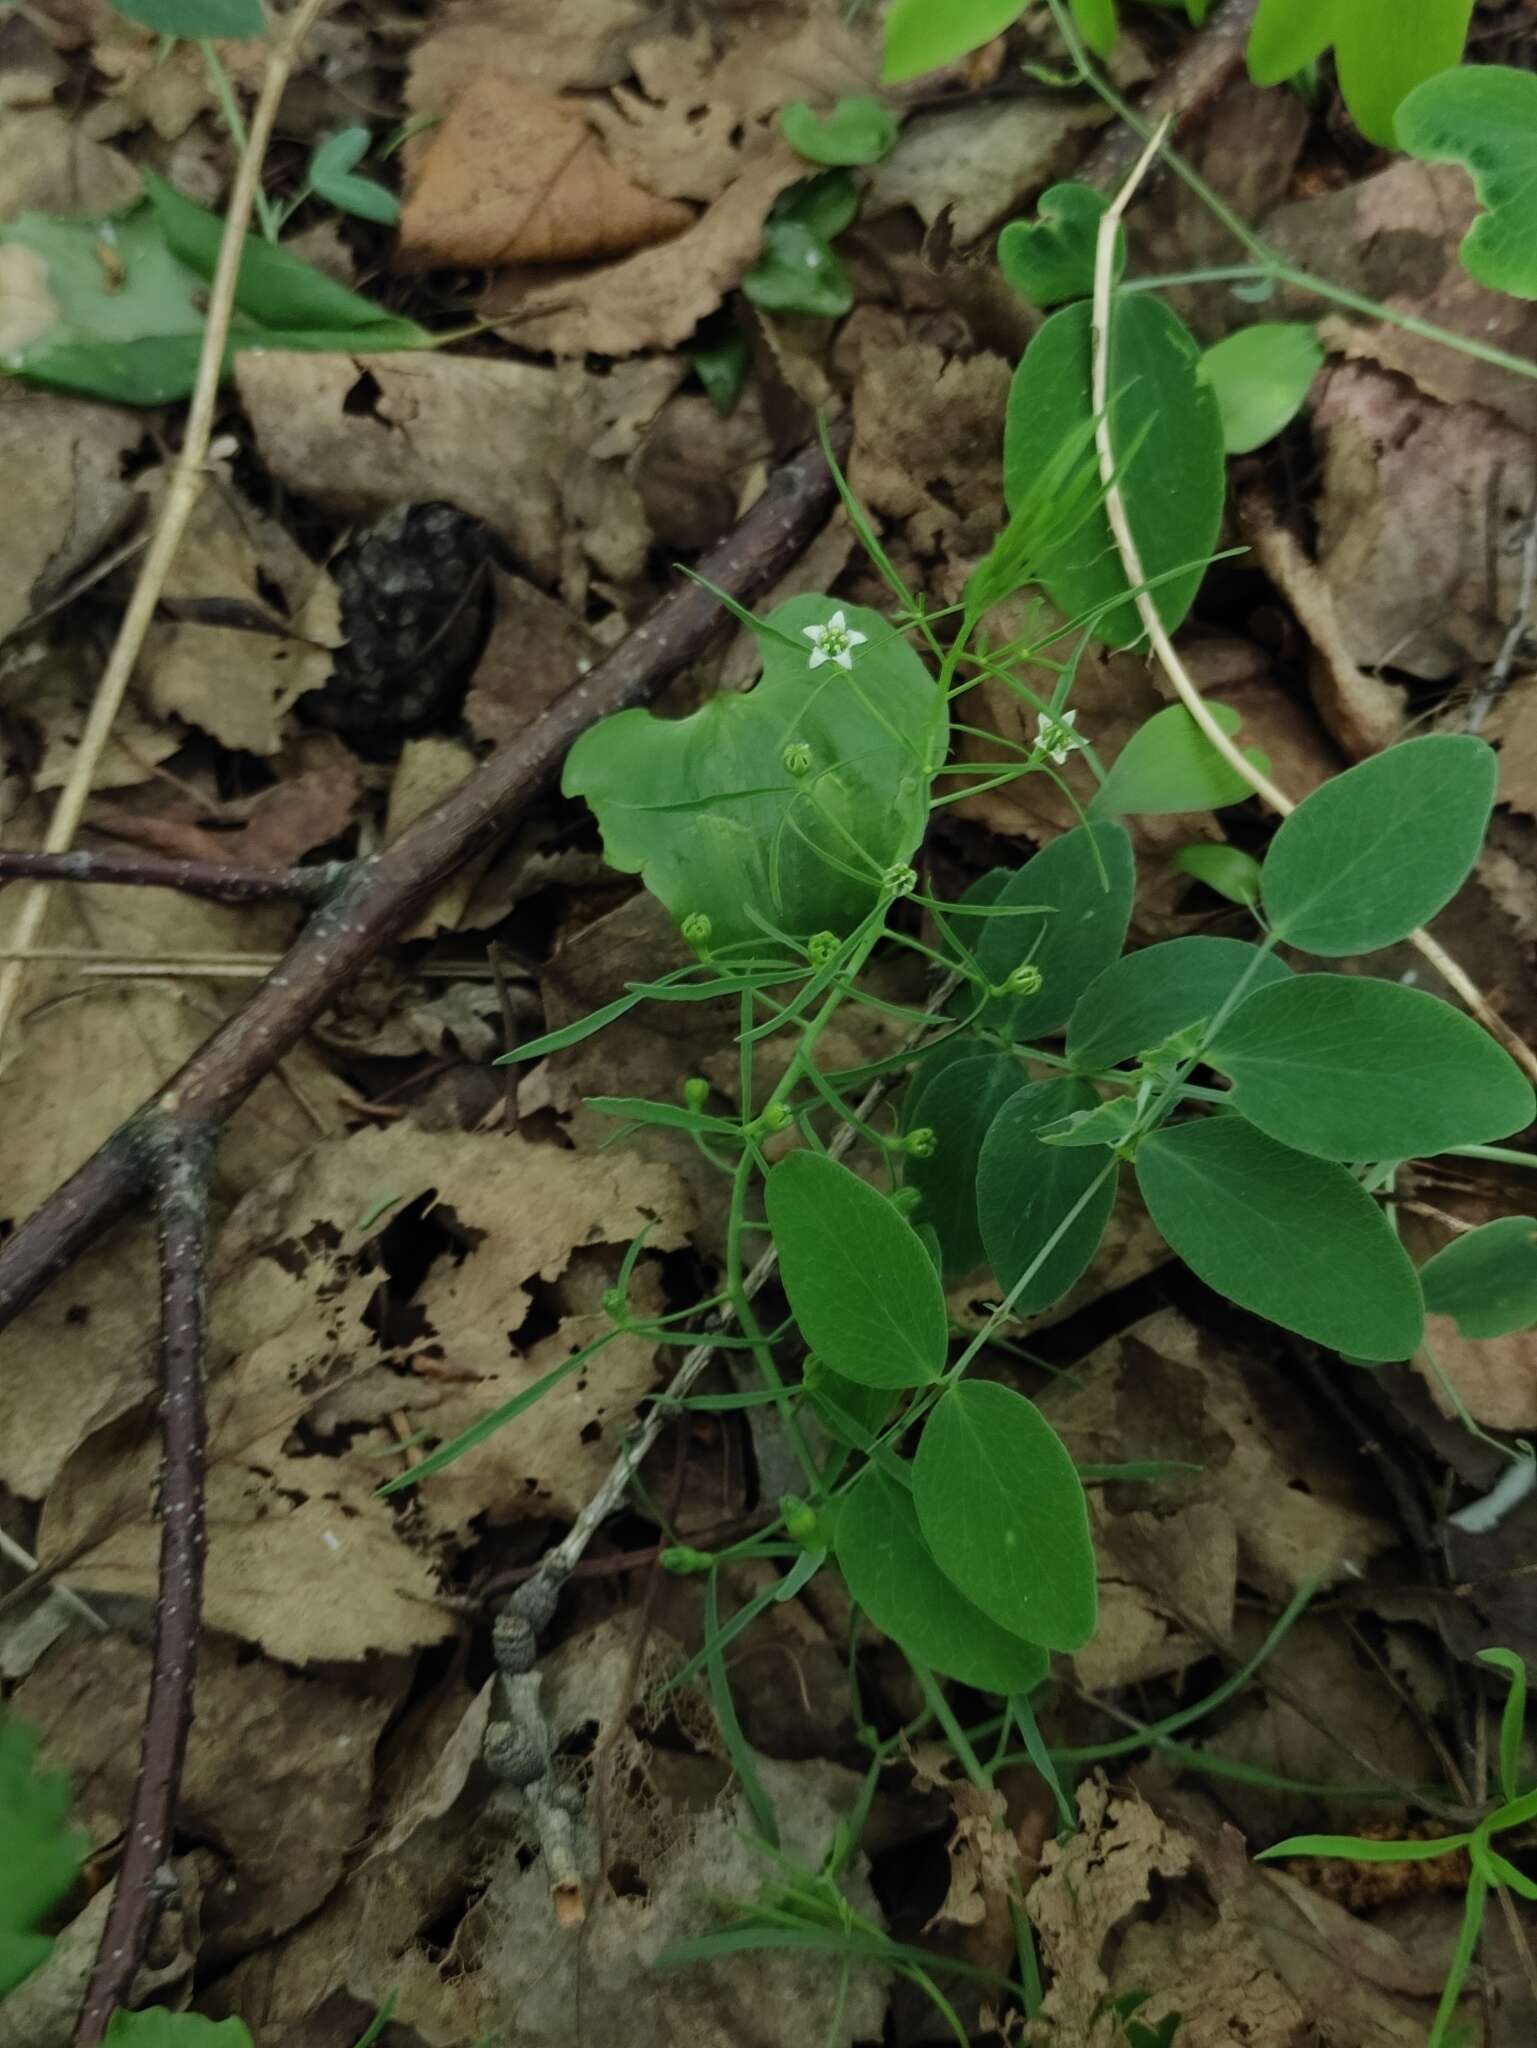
998,183,1124,309
1397,65,1537,300
780,96,898,166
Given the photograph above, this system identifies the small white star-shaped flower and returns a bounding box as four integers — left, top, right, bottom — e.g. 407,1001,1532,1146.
803,609,868,672
1036,707,1085,764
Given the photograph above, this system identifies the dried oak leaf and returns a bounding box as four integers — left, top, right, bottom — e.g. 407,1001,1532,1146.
407,0,662,107
0,388,141,640
399,78,693,270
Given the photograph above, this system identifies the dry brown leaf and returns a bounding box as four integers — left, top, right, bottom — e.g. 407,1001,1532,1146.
18,1631,402,1953
2,644,180,793
87,737,362,870
0,388,141,639
399,78,693,270
928,1783,1024,1937
1076,1499,1237,1693
867,93,1110,246
235,351,671,599
1420,1319,1537,1432
138,473,341,755
1311,363,1537,680
632,390,774,553
407,0,663,108
382,736,484,939
486,138,804,358
0,104,139,219
465,567,600,749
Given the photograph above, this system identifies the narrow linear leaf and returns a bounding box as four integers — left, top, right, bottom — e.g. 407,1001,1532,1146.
913,1380,1097,1652
1260,735,1496,956
977,1079,1117,1313
1208,975,1534,1161
836,1466,1048,1694
1136,1116,1424,1359
1068,937,1289,1073
766,1152,948,1388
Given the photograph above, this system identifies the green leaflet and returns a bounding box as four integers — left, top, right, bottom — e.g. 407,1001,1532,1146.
0,1717,87,1999
1089,702,1268,817
1003,296,1224,649
565,595,941,947
780,96,898,166
904,1053,1031,1275
977,1079,1118,1312
1247,0,1474,148
1420,1219,1537,1339
835,1465,1049,1694
110,0,263,32
104,2014,256,2046
881,0,1026,81
1135,1116,1424,1360
1397,66,1537,301
1199,324,1323,454
1260,736,1496,957
765,1152,948,1388
913,1380,1097,1652
998,183,1123,309
1208,975,1534,1161
1067,936,1290,1073
975,822,1136,1039
1171,843,1262,907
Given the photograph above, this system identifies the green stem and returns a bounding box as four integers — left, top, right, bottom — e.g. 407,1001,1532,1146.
727,1147,819,1489
911,1665,992,1792
200,39,283,245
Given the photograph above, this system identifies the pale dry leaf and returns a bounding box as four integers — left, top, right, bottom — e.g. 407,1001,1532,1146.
1267,160,1537,436
1076,1498,1238,1692
0,104,140,219
487,138,804,358
138,473,341,755
0,388,140,638
0,241,60,357
1311,362,1537,680
399,78,693,270
1422,1317,1537,1432
18,1630,403,1951
383,735,482,938
88,738,363,870
3,644,180,793
235,351,662,597
867,93,1110,246
927,1783,1023,1934
1480,681,1537,822
407,0,664,110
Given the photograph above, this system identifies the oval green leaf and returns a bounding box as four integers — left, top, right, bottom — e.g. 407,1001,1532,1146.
765,1152,947,1387
104,2013,256,2047
1397,65,1537,300
1090,701,1268,817
1004,296,1224,648
1136,1116,1424,1359
566,594,940,946
1421,1218,1537,1339
1249,0,1474,148
1209,975,1534,1161
881,0,1025,82
905,1053,1031,1275
836,1466,1049,1693
1200,324,1322,454
1172,842,1262,907
913,1380,1097,1651
1067,936,1290,1073
111,0,264,34
978,1080,1118,1312
1260,735,1496,956
975,821,1135,1039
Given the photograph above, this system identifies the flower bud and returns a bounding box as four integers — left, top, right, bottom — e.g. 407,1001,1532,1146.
881,863,918,898
682,1076,711,1113
904,1126,938,1159
995,961,1043,999
807,930,841,968
660,1545,714,1575
781,1494,821,1548
782,741,813,777
680,911,713,952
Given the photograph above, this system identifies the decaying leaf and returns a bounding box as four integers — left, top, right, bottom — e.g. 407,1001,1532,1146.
0,387,141,640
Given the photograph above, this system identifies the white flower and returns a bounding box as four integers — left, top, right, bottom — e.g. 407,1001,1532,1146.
803,609,868,673
1036,707,1085,765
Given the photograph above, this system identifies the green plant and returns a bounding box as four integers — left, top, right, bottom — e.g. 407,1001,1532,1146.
1258,1650,1536,2048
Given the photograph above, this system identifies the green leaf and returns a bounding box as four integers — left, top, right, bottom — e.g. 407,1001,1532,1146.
0,1716,87,1999
742,175,856,317
1200,323,1322,453
881,0,1026,82
104,2013,256,2047
1478,1648,1529,1805
1071,0,1118,58
690,332,749,415
1067,936,1290,1072
307,127,400,225
765,1152,948,1388
1248,0,1474,148
1256,1829,1473,1865
1421,1219,1537,1339
913,1380,1097,1651
804,1362,895,1448
1260,735,1496,956
109,0,264,33
780,96,898,167
565,595,941,946
904,1054,1031,1275
836,1466,1049,1693
1208,975,1534,1161
1171,843,1262,906
997,183,1124,309
1004,295,1225,648
975,821,1135,1039
1090,701,1268,817
1135,1116,1424,1359
977,1079,1118,1311
1397,66,1537,300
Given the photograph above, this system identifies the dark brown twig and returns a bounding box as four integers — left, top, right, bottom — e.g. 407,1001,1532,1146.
75,1121,214,2046
0,427,844,1332
1077,0,1259,189
0,848,345,907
